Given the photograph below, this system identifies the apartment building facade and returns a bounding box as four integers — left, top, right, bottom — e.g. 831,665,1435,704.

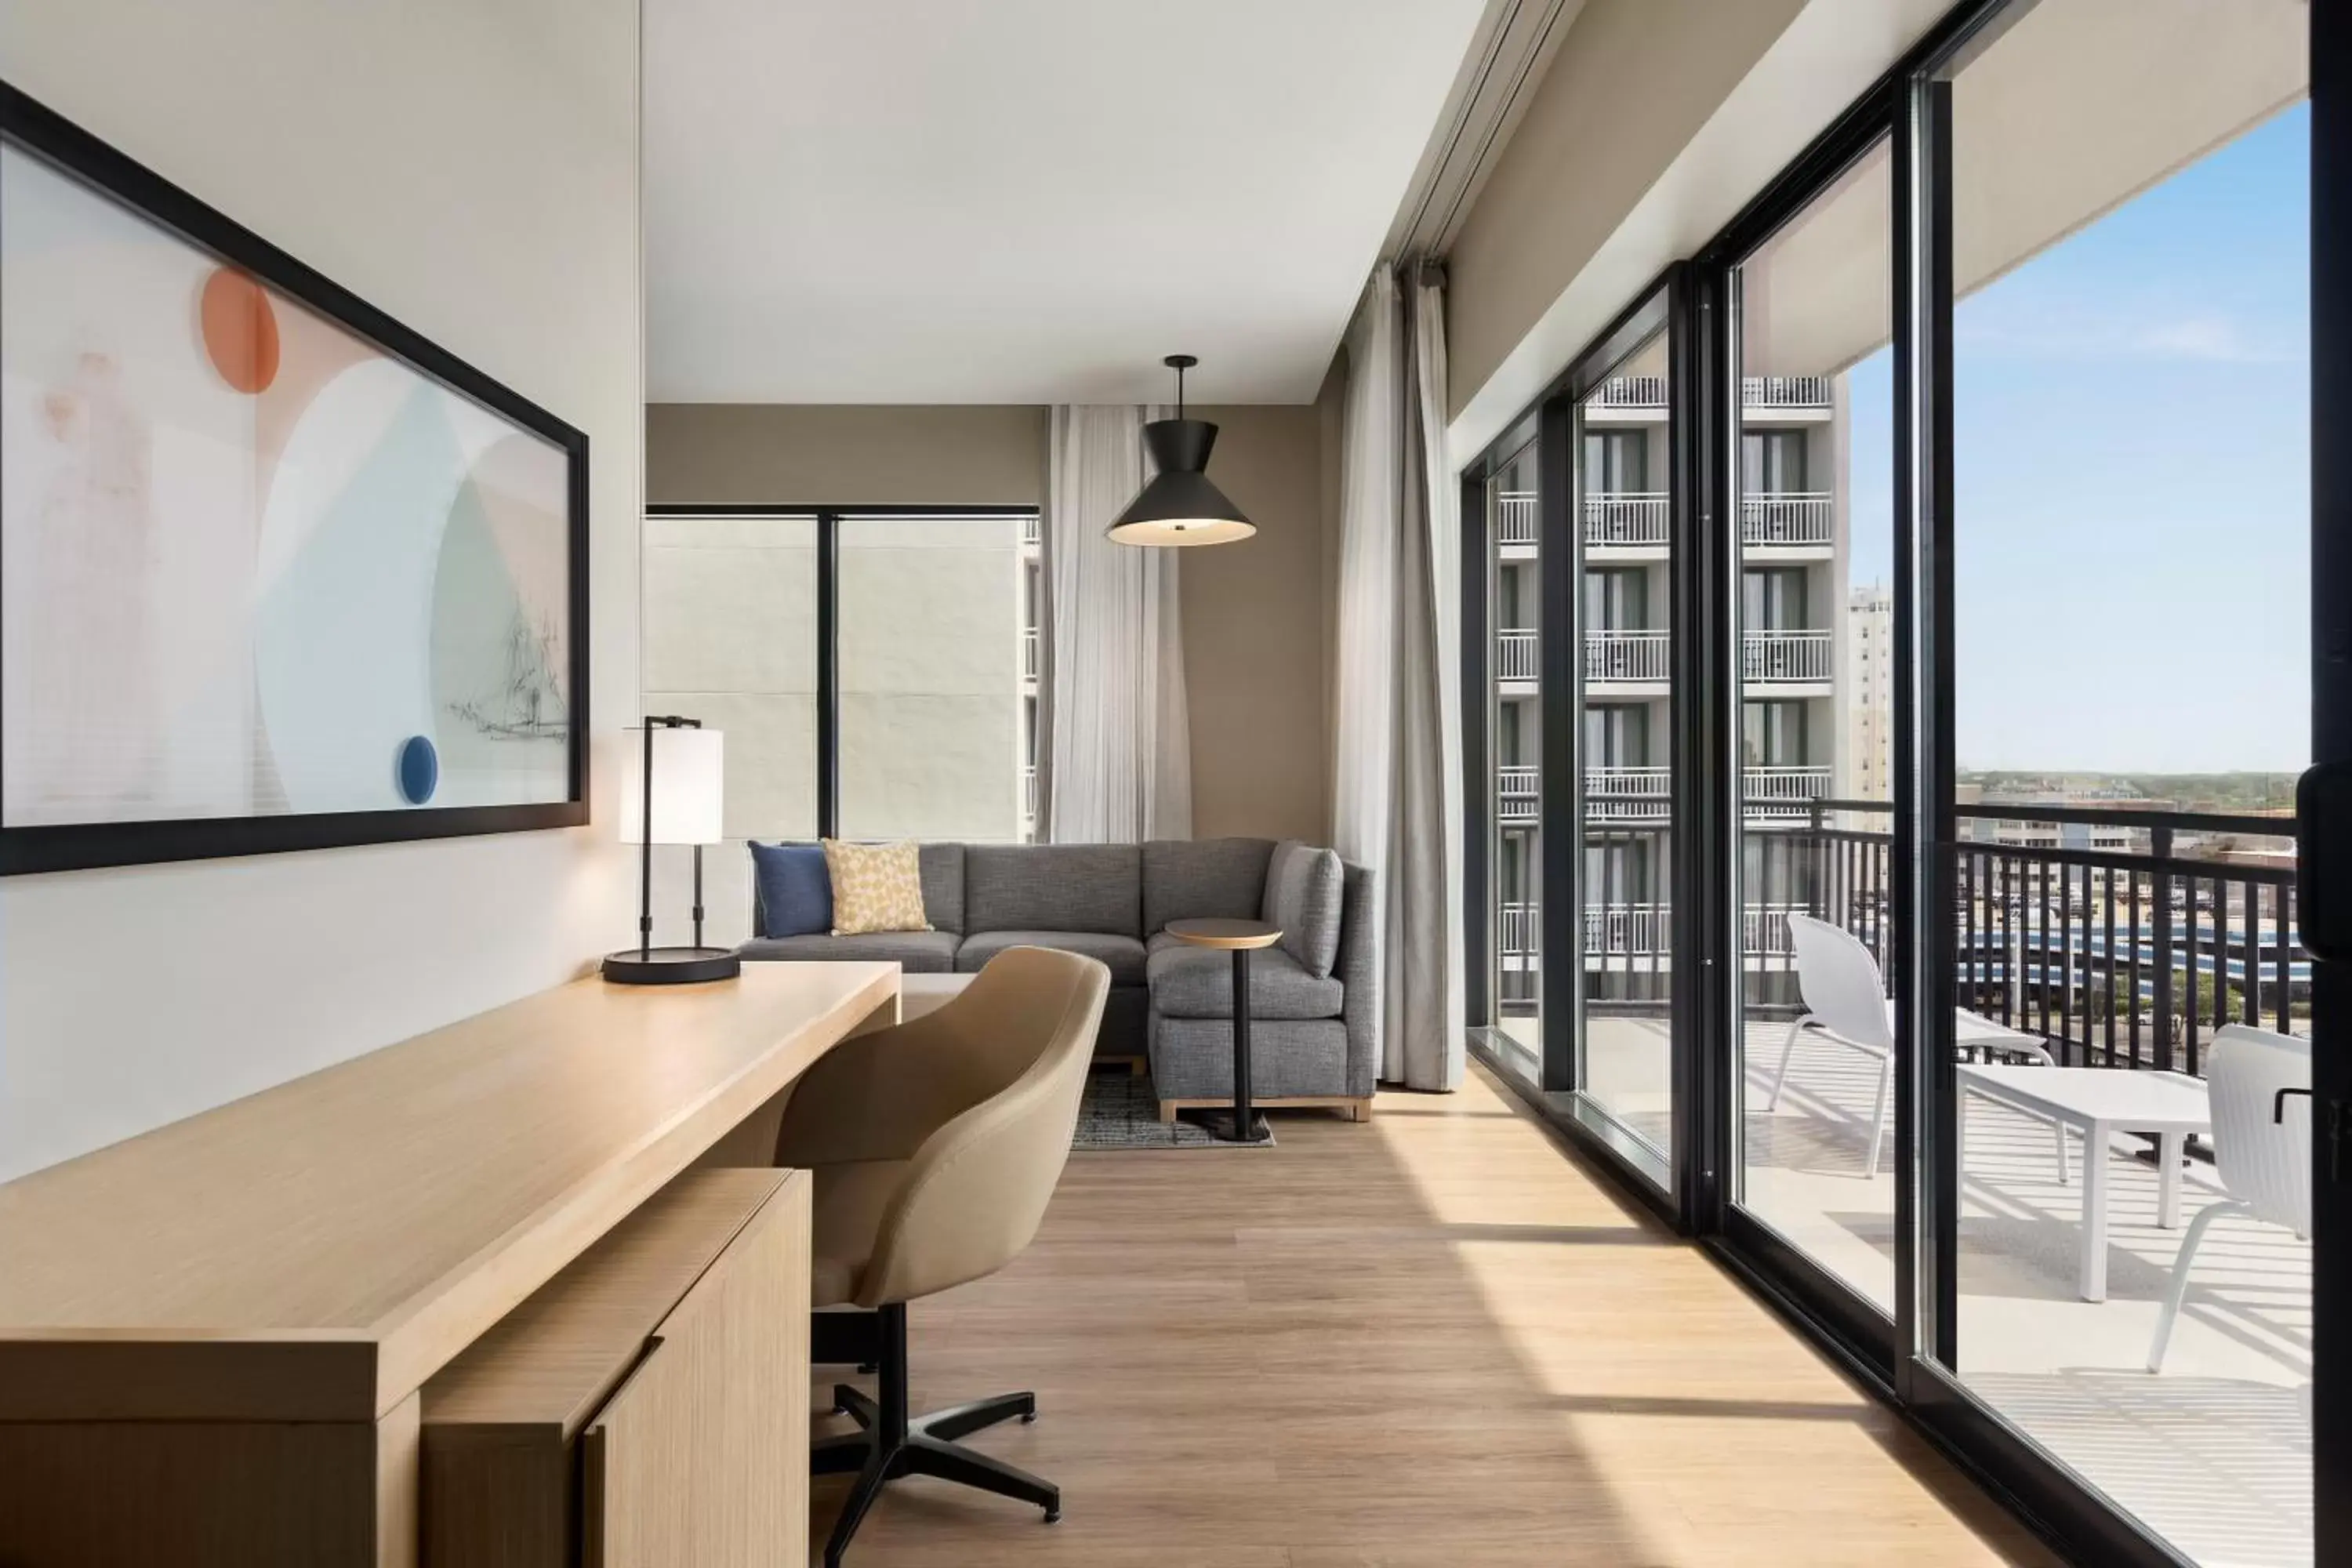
1483,367,1864,1014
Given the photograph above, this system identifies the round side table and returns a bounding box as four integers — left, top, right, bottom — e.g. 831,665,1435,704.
1164,917,1283,1145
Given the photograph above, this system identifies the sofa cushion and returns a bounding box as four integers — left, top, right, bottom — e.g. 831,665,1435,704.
823,840,931,935
749,841,832,938
736,930,961,972
916,843,967,935
1146,942,1345,1020
1261,840,1345,978
965,843,1141,936
1149,1014,1357,1100
1142,837,1275,935
956,930,1148,987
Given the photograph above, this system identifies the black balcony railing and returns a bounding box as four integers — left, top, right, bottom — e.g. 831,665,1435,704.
1748,800,2306,1075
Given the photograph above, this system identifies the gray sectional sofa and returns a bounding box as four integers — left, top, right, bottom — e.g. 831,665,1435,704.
737,838,1378,1120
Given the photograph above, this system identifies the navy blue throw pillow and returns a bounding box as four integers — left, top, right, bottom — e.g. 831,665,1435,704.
750,841,833,938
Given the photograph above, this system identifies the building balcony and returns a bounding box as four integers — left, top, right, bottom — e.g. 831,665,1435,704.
1745,764,1834,820
1741,492,1833,547
1497,489,1538,546
1743,375,1831,409
1587,629,1669,684
1497,764,1831,825
1583,375,1832,413
1497,629,1539,683
1743,628,1831,684
1021,514,1041,548
1498,764,1539,823
1022,626,1040,682
1493,899,1808,961
1586,492,1668,548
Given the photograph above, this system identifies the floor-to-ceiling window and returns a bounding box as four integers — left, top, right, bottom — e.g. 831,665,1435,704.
1484,439,1544,1077
1726,133,1900,1321
1571,321,1679,1185
1933,3,2311,1559
1459,3,2338,1560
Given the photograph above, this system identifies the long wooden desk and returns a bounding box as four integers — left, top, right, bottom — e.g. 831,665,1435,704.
0,960,897,1566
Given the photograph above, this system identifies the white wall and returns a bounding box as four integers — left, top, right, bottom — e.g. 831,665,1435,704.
0,0,644,1181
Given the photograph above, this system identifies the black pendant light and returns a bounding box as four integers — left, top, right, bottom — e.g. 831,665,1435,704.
1106,354,1256,546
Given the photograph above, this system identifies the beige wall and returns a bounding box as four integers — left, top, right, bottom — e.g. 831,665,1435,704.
1184,405,1332,845
1446,0,1806,419
645,401,1335,846
647,404,1047,506
0,0,643,1181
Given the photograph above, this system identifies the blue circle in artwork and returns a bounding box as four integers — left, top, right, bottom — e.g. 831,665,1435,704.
397,735,439,805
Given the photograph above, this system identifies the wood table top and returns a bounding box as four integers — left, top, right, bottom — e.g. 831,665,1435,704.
0,960,895,1422
1163,918,1283,950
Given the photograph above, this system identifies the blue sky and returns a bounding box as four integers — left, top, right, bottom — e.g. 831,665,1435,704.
1843,102,2310,774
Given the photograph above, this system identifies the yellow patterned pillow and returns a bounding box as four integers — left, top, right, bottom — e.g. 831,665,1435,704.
822,840,932,936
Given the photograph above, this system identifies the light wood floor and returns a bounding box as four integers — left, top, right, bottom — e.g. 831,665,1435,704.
811,1061,2062,1566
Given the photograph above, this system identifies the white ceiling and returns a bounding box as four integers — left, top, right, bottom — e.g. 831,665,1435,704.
644,0,1491,405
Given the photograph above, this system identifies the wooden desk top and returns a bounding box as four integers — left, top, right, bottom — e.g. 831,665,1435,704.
0,962,895,1423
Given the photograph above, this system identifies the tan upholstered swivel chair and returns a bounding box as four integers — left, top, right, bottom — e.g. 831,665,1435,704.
776,946,1110,1567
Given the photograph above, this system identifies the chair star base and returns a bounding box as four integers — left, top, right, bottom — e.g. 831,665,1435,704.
813,1303,1061,1566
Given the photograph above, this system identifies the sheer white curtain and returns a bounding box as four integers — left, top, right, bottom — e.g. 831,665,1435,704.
1332,267,1464,1091
1044,405,1192,844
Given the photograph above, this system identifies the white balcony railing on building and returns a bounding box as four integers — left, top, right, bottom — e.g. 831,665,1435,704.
1497,629,1539,681
1740,492,1833,546
1495,901,1811,960
1022,627,1040,681
1498,765,1540,823
1493,764,1831,826
1586,766,1671,822
1744,765,1833,821
1742,375,1831,408
1500,901,1538,958
1587,629,1670,683
1497,490,1539,545
1021,514,1042,547
1591,376,1666,408
1743,628,1831,683
1022,764,1037,821
1585,492,1669,547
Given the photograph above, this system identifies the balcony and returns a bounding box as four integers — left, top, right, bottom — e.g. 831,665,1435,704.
1497,489,1538,546
1591,375,1665,408
1745,764,1833,820
1742,374,1831,408
1497,764,1831,826
1497,629,1538,683
1022,626,1040,681
1021,514,1041,548
1740,492,1833,546
1586,765,1671,822
1730,802,2309,1562
1497,764,1538,824
1585,492,1668,548
1742,628,1831,684
1587,629,1669,684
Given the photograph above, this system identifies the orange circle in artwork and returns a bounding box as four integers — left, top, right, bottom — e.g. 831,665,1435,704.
199,267,281,394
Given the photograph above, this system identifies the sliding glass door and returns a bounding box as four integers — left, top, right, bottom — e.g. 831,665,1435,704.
1918,4,2314,1561
1725,129,1902,1324
1566,317,1681,1189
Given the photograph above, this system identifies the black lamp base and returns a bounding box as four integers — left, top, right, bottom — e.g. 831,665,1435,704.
601,946,742,985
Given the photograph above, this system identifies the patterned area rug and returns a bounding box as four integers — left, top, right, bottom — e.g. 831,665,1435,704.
1071,1068,1275,1150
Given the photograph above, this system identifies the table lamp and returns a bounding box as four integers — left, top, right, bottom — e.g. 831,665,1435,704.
602,715,742,984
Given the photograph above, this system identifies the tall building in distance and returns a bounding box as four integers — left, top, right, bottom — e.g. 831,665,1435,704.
1846,581,1892,804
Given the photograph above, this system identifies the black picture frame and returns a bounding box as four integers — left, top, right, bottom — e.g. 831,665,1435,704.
0,80,590,876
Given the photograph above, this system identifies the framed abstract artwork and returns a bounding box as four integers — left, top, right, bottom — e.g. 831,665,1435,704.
0,82,589,875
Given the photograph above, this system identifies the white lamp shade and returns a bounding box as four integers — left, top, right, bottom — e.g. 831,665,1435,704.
618,725,724,845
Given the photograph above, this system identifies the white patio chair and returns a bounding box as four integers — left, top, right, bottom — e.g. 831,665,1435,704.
2147,1024,2310,1373
1766,913,2056,1178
